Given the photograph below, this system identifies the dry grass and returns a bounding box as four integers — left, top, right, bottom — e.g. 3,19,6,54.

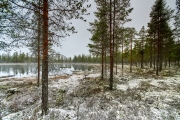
50,75,70,81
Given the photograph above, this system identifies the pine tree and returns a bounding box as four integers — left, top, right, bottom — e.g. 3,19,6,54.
109,0,132,89
128,28,136,72
88,0,108,80
41,0,90,115
149,0,174,75
174,0,180,41
0,0,15,50
88,0,132,89
1,0,90,115
174,0,180,66
115,1,133,77
139,26,146,69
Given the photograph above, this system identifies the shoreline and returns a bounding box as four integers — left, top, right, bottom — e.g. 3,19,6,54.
0,63,34,65
0,63,101,65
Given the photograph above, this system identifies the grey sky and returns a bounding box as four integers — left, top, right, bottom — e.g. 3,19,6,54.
1,0,176,58
56,0,176,58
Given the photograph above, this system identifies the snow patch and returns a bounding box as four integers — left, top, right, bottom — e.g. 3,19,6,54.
116,84,128,91
128,79,141,89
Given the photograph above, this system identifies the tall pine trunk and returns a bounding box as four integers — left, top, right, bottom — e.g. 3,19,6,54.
122,32,124,75
109,0,113,90
156,17,160,76
42,0,48,115
168,58,171,68
116,44,118,75
101,41,104,80
150,40,153,68
37,0,41,87
160,41,163,71
130,34,132,73
105,49,107,76
153,34,156,70
141,37,144,69
0,99,2,120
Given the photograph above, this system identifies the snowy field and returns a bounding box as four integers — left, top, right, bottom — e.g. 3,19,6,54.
0,66,180,120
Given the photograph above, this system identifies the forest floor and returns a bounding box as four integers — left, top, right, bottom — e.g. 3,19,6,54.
0,65,180,120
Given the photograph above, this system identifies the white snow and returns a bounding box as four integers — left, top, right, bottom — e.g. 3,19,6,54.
116,84,128,91
1,67,180,120
128,79,141,89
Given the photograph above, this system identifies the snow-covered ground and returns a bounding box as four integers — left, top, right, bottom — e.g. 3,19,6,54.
0,66,180,120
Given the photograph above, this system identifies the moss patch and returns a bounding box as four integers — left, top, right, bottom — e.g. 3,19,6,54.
55,89,66,106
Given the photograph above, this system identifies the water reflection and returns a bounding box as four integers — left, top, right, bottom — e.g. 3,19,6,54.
0,63,93,78
72,64,93,71
0,64,36,78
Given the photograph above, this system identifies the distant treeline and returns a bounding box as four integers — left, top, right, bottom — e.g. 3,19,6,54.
72,54,101,63
0,52,109,63
1,50,180,67
0,52,31,63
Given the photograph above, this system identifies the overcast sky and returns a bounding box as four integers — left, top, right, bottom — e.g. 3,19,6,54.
56,0,176,58
1,0,176,58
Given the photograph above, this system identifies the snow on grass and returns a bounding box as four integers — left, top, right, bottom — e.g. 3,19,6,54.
44,108,77,120
128,79,141,89
87,73,100,78
1,67,180,120
116,78,147,91
2,112,18,120
116,84,128,91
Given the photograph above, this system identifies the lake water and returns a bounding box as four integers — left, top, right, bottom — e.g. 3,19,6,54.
0,63,94,78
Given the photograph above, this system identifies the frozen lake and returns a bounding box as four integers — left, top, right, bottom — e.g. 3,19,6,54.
0,63,94,78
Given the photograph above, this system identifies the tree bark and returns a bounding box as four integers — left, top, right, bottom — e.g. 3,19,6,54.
141,37,144,69
153,34,156,70
42,0,48,115
101,41,104,80
37,0,41,87
109,0,113,90
116,43,118,75
159,38,163,71
168,58,171,68
105,49,107,76
130,34,132,73
0,99,2,120
150,40,152,68
122,31,124,75
156,17,160,76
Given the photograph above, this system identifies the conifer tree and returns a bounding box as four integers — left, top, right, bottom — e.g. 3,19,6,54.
149,0,174,75
1,0,90,115
174,0,180,66
110,0,132,89
88,0,109,80
41,0,90,115
139,26,146,69
126,27,136,72
174,0,180,41
88,0,132,89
